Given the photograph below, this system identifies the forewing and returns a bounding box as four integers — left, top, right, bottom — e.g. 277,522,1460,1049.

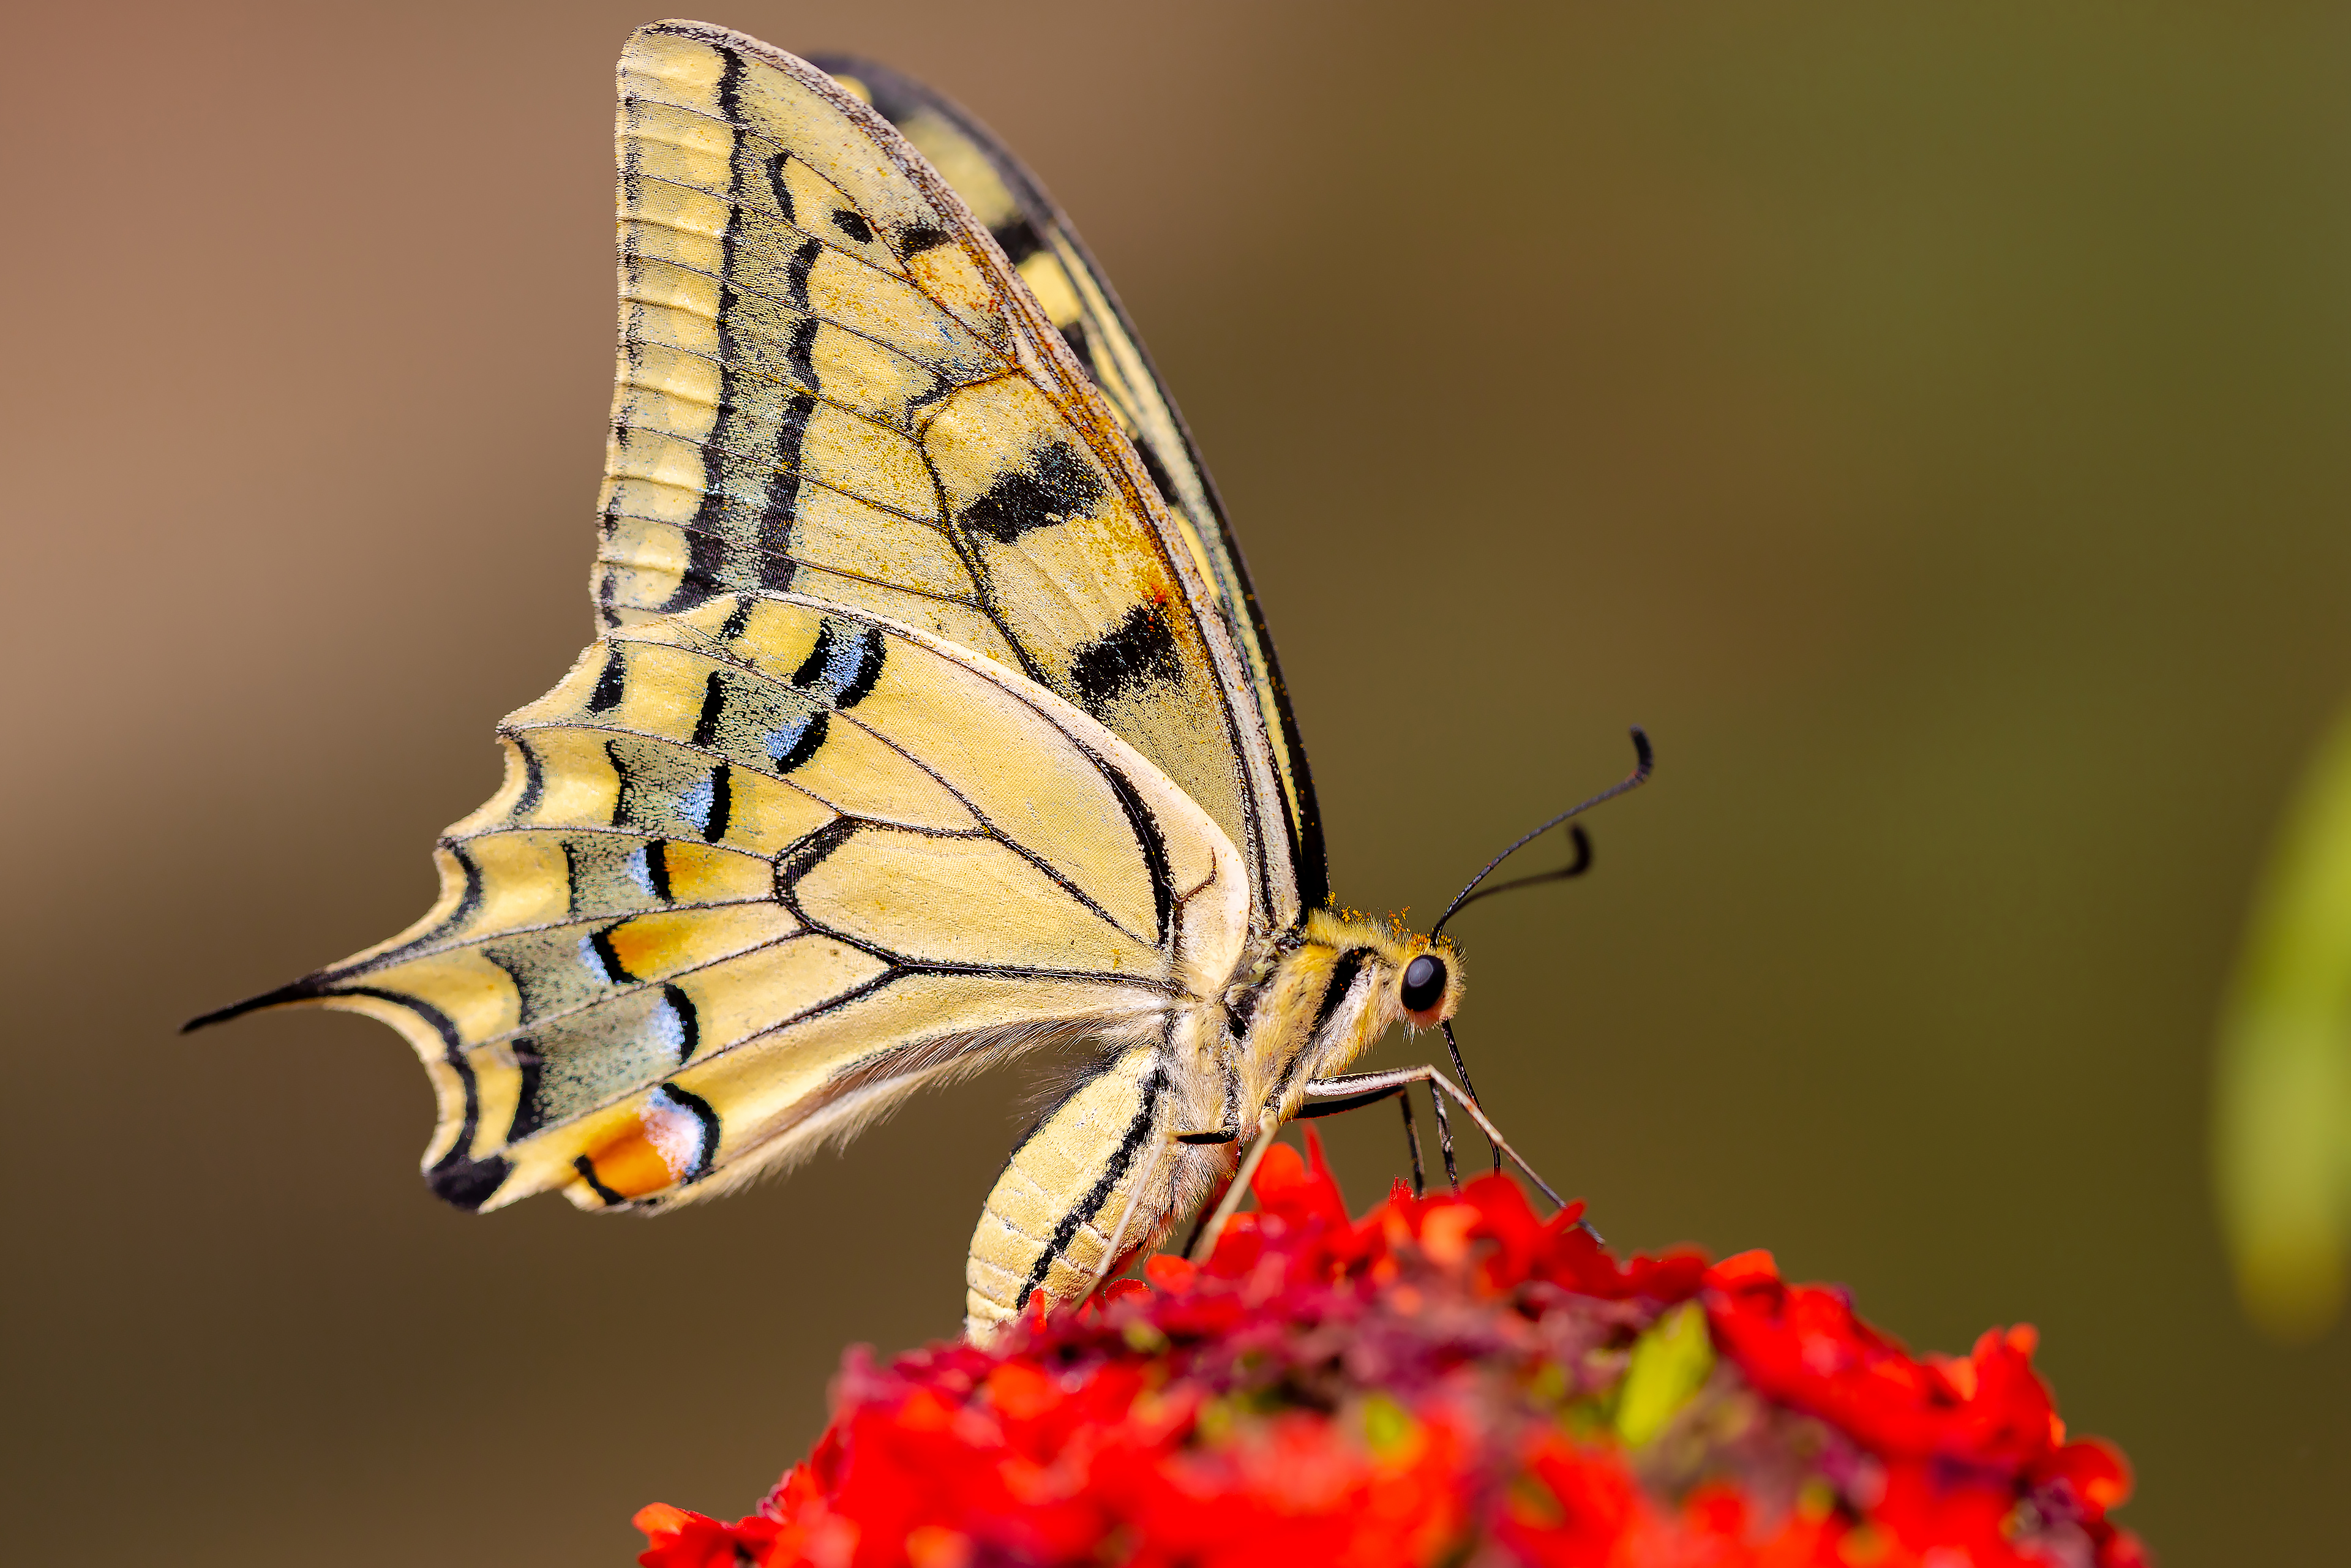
812,52,1327,918
595,20,1312,934
197,595,1248,1214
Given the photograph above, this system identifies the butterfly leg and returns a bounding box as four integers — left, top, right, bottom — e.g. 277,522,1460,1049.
1187,1109,1282,1264
1399,1090,1427,1198
1301,1067,1565,1209
1294,1080,1427,1197
1289,1076,1458,1190
1442,1021,1504,1176
1427,1086,1460,1190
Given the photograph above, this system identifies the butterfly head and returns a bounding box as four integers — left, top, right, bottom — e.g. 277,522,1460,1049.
1397,947,1462,1030
1292,907,1465,1037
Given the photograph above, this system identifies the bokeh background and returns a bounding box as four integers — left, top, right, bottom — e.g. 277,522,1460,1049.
6,2,2348,1561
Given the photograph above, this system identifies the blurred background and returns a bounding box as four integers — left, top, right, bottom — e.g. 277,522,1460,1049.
6,2,2347,1561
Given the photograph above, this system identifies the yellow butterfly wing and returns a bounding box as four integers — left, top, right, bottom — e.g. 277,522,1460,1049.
809,51,1327,921
594,20,1313,936
197,593,1248,1211
193,22,1299,1217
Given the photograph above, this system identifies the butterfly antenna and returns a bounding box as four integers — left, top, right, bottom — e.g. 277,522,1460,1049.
1438,825,1595,932
1425,728,1652,1174
1430,727,1654,940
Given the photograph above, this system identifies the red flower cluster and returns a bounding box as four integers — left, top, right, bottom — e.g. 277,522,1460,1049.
639,1136,2143,1568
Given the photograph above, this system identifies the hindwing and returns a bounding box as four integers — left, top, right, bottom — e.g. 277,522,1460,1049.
195,595,1249,1214
594,20,1314,936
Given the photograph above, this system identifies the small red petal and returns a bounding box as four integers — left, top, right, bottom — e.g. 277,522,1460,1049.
632,1504,697,1536
1251,1141,1310,1206
985,1360,1056,1420
1144,1253,1198,1292
2035,1438,2135,1514
1707,1248,1780,1286
1097,1278,1152,1307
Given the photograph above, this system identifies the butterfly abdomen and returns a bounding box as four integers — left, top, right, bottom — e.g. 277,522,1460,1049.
966,1043,1176,1336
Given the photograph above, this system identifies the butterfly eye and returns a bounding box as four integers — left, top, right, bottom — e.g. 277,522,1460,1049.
1400,954,1448,1018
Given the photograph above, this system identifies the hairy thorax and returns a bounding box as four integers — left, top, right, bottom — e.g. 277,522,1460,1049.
1217,909,1464,1134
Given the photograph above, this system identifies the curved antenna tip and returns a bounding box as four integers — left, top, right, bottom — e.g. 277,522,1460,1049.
1430,726,1657,937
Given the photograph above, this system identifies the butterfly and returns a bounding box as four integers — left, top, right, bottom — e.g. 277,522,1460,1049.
191,20,1643,1340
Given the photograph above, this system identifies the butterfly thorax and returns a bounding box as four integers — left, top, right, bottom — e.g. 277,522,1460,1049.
1209,908,1464,1139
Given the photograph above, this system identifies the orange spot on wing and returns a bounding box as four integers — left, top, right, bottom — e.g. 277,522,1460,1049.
580,1126,675,1200
606,913,694,979
658,842,734,902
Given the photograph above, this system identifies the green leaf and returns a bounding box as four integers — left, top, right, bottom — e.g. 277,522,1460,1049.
1614,1301,1714,1446
2215,703,2351,1341
1359,1392,1419,1457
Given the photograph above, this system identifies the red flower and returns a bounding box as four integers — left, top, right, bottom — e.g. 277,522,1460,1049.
633,1502,781,1568
637,1135,2144,1568
1703,1252,2057,1468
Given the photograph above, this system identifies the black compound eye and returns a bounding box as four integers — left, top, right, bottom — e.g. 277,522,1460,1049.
1400,954,1447,1015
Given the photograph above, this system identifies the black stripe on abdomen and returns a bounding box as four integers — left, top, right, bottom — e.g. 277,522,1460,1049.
1013,1064,1167,1312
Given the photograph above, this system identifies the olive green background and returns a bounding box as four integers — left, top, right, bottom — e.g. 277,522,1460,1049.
6,2,2346,1562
